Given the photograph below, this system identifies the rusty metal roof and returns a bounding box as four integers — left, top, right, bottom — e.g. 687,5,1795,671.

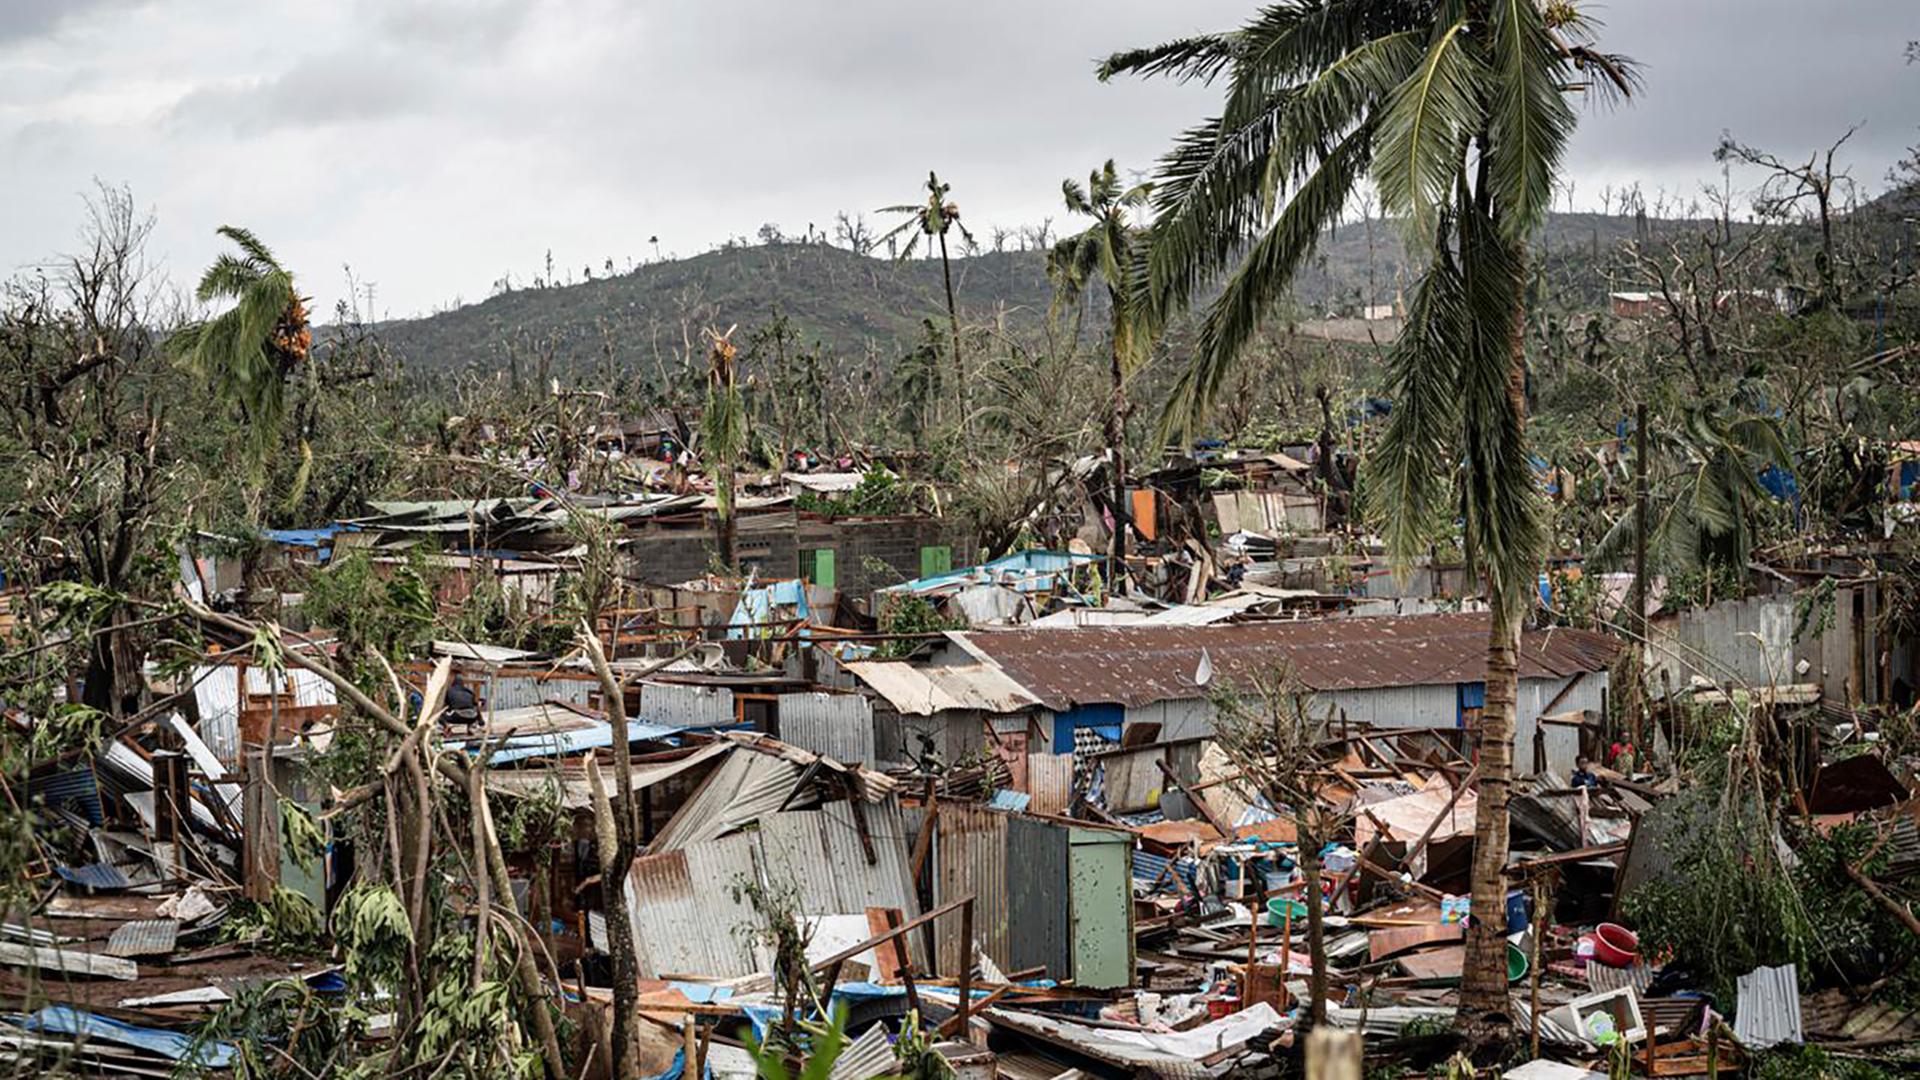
951,613,1620,709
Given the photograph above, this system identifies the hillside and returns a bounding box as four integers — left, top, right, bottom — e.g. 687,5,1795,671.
373,210,1695,375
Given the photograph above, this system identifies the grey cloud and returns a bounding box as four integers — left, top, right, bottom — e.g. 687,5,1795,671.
374,0,532,56
167,52,439,135
0,0,142,45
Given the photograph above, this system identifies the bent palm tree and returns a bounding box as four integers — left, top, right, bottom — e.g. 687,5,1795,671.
1104,0,1633,1027
879,173,976,428
171,226,309,459
1048,161,1154,591
1590,400,1791,580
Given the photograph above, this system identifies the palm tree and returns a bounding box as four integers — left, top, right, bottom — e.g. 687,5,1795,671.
703,326,746,572
1591,399,1791,582
170,226,309,461
879,172,975,427
1103,0,1633,1028
1048,161,1154,590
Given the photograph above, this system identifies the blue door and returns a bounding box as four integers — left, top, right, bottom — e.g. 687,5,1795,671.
1456,682,1486,728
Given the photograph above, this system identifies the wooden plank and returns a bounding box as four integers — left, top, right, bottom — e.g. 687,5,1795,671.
0,939,138,980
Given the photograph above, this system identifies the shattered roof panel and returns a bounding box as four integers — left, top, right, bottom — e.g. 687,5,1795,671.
951,614,1620,709
845,661,1040,716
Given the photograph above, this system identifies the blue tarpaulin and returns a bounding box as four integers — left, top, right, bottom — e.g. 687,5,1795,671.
642,1048,713,1080
55,863,130,891
444,718,689,764
883,549,1097,598
11,1006,235,1068
727,579,812,640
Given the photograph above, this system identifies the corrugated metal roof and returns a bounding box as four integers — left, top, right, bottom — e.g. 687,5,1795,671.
952,614,1621,709
647,748,801,851
845,661,1039,716
485,742,730,809
1734,963,1803,1049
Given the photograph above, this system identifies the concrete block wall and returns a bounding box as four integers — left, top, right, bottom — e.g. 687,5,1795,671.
620,512,973,601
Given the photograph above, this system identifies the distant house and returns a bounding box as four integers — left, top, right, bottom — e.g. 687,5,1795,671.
913,613,1619,778
1609,291,1658,319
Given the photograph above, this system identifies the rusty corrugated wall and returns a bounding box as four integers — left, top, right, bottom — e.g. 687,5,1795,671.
930,802,1009,976
1027,754,1074,817
627,832,766,978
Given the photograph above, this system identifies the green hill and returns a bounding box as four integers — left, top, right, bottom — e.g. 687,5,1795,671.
372,210,1709,374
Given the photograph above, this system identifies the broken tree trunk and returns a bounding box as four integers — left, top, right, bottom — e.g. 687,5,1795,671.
589,756,642,1080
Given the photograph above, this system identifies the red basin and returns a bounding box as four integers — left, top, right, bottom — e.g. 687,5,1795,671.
1592,923,1639,968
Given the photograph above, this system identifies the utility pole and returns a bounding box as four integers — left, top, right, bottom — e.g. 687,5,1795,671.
1631,401,1649,750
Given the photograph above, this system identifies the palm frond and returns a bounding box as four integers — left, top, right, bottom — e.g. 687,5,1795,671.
1157,123,1373,444
1141,28,1417,330
1372,18,1483,236
1453,203,1542,604
1486,0,1576,241
1220,0,1429,127
1099,33,1243,84
1365,243,1467,565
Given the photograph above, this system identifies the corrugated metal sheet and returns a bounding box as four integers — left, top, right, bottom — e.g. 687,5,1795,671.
1026,754,1074,816
1325,1004,1455,1034
192,664,338,765
827,1024,897,1080
627,834,766,978
1734,963,1803,1049
844,661,1039,716
951,614,1620,709
105,919,178,958
1005,815,1070,980
640,682,736,728
480,671,595,713
930,803,1009,976
758,801,918,919
648,749,801,852
776,693,875,764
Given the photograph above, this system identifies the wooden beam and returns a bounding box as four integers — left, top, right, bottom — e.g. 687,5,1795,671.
809,895,974,974
882,908,922,1018
1157,759,1230,838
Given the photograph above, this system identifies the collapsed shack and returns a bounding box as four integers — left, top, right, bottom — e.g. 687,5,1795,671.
8,540,1920,1080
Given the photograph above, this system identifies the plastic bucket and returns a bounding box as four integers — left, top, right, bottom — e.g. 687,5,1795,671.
1266,897,1309,927
1507,942,1529,983
1592,923,1639,968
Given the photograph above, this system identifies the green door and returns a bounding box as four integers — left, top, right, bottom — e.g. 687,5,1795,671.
919,545,953,579
1068,828,1133,989
803,548,836,588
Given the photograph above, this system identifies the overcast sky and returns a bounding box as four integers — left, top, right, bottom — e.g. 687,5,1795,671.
2,0,1914,318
